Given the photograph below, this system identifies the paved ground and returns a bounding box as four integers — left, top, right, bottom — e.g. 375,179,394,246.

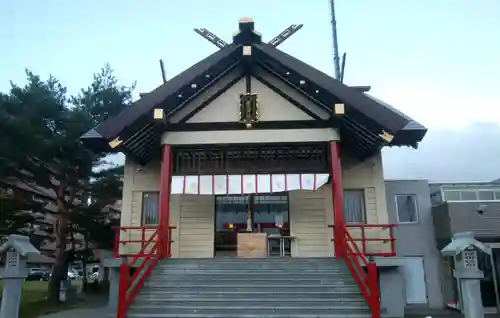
38,307,110,318
38,292,110,318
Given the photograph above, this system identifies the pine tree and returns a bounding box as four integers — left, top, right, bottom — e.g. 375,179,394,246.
0,65,134,301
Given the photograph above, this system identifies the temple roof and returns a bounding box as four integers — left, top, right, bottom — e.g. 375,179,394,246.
82,19,427,164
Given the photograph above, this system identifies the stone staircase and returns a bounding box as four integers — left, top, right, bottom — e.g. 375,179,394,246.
127,257,371,318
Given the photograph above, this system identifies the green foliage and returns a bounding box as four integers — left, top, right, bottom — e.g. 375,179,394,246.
0,64,134,300
72,165,124,250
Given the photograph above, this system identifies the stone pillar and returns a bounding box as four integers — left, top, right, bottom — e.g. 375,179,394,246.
98,249,113,282
108,267,120,311
0,251,28,318
460,279,483,318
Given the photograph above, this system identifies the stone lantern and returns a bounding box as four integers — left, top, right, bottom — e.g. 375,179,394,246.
0,234,41,318
441,231,491,318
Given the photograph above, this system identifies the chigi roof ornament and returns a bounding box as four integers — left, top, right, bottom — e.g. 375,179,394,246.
193,19,303,49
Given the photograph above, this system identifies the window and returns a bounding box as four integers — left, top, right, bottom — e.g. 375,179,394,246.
343,190,366,223
141,192,159,225
395,194,418,223
441,188,500,202
430,191,443,206
443,190,460,201
478,191,495,201
459,191,477,201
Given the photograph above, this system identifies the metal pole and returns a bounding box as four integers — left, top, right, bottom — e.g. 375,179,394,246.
330,0,341,80
159,59,167,84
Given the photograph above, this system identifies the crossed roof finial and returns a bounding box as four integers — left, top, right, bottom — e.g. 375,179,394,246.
193,19,303,49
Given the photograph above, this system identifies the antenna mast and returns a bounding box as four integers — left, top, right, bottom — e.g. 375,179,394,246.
159,59,167,84
330,0,346,82
330,0,341,80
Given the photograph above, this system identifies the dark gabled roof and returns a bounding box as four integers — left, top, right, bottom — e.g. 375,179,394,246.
82,19,427,163
94,44,241,141
253,43,409,133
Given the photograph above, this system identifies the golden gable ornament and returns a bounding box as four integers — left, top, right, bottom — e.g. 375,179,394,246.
239,93,259,127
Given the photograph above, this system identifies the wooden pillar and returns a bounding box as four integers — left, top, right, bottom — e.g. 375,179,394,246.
329,141,345,258
158,144,172,258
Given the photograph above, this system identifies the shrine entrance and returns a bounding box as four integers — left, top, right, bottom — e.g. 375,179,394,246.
214,194,291,257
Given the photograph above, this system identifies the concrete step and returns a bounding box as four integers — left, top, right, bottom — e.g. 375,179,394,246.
157,258,347,269
158,260,346,265
151,273,355,280
131,298,368,307
130,258,366,317
155,263,349,271
139,285,361,293
153,268,350,274
160,257,340,263
135,290,364,300
126,314,372,318
144,278,356,286
128,305,371,315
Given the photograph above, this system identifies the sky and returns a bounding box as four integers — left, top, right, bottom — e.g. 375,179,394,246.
2,0,499,129
1,1,499,180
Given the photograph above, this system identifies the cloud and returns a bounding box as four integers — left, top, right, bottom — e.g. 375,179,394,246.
383,122,500,182
371,82,500,129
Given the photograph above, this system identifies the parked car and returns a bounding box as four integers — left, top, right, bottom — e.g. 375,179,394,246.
67,269,78,280
26,268,49,281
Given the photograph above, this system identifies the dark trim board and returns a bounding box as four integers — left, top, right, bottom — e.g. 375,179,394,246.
178,71,245,123
171,141,329,150
168,61,242,118
245,73,252,93
167,120,331,131
251,73,323,121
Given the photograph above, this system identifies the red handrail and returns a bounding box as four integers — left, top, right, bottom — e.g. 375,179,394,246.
115,225,176,318
345,224,396,257
341,225,384,318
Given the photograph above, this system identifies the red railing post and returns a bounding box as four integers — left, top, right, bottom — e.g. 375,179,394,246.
361,226,367,255
113,230,120,258
367,262,380,318
159,144,173,258
117,262,131,318
166,227,172,258
141,228,145,251
389,226,396,255
329,141,346,258
112,225,176,317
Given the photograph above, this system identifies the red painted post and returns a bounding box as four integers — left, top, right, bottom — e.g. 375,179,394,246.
389,226,396,256
367,262,380,318
117,262,131,318
158,144,172,258
329,141,346,258
166,227,172,258
361,226,367,255
113,230,120,258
